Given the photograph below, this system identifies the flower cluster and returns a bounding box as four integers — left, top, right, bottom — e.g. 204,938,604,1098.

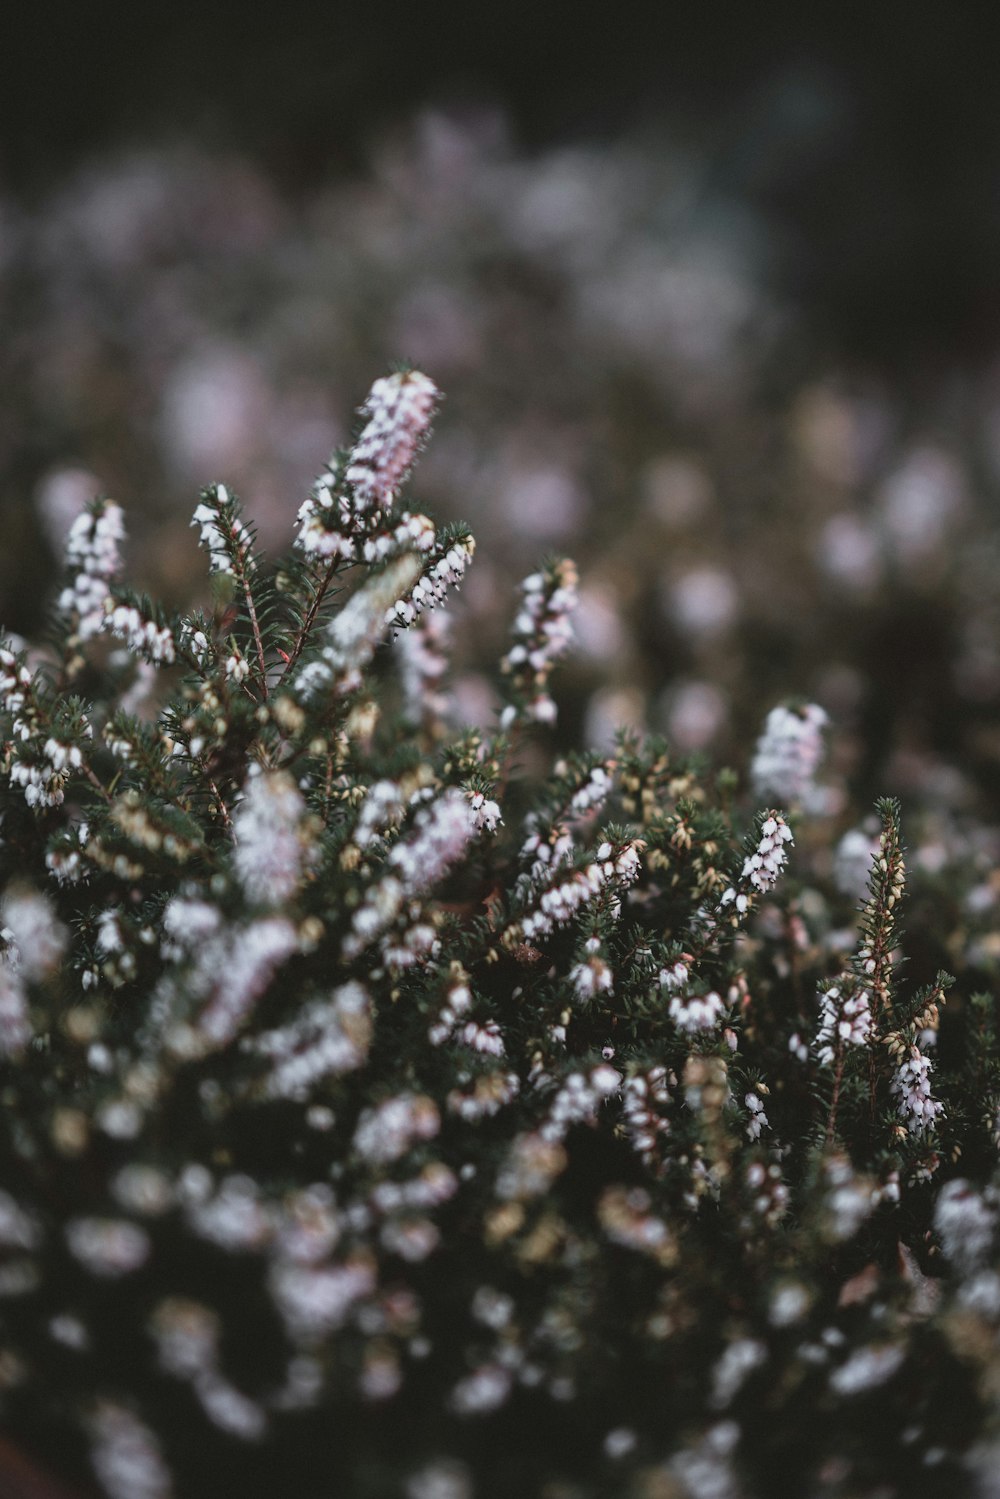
750,703,828,808
500,559,579,727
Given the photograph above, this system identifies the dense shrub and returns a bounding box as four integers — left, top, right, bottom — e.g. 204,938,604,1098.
1,372,999,1497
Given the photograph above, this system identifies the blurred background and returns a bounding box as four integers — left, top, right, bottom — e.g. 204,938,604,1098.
4,0,1000,826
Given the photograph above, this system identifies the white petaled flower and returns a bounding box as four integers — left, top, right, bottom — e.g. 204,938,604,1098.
569,765,613,818
225,650,250,683
88,1403,172,1499
721,813,794,913
890,1046,944,1134
190,486,253,576
363,510,436,565
815,983,873,1064
58,501,126,639
395,609,451,727
0,643,33,717
247,982,372,1101
232,770,311,908
1,887,66,981
345,371,440,515
298,553,425,703
569,954,613,1002
744,1092,769,1141
386,535,475,629
294,479,356,561
105,603,176,665
467,791,502,835
750,703,828,808
519,837,642,943
622,1067,672,1156
352,1093,440,1166
742,814,794,893
500,560,579,729
668,988,726,1034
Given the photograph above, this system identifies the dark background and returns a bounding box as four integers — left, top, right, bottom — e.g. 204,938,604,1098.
5,0,1000,367
5,1,1000,821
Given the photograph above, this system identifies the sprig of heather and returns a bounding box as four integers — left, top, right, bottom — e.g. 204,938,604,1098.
500,557,578,728
293,372,440,562
750,702,828,809
57,498,126,642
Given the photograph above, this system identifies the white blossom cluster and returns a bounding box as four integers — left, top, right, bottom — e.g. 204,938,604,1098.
247,982,373,1101
720,814,793,913
190,485,254,575
539,1063,621,1142
88,1402,172,1499
66,1217,151,1278
294,553,424,702
466,791,502,834
183,1172,273,1253
195,918,301,1050
352,1092,440,1166
343,789,474,960
293,374,438,561
890,1046,944,1134
519,838,642,943
500,562,579,728
622,1066,672,1157
669,988,727,1034
269,1256,377,1346
833,826,882,900
232,770,312,908
104,602,176,665
569,765,613,819
395,610,451,728
386,535,476,630
58,500,126,639
346,372,439,514
495,1132,568,1201
363,510,436,565
447,1070,520,1121
750,703,828,808
0,963,31,1059
353,779,409,850
156,907,300,1058
294,479,360,562
152,1295,266,1441
569,938,613,1002
1,886,66,980
44,820,90,885
427,974,472,1046
744,1091,769,1141
934,1180,998,1274
521,820,575,882
10,735,86,810
0,642,31,719
815,983,873,1064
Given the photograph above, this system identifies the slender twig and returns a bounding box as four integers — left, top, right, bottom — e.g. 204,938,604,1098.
279,558,341,681
826,1042,846,1147
232,541,269,700
82,765,113,806
205,776,234,834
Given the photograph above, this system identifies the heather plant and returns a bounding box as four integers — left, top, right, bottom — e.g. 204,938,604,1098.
2,372,1000,1499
